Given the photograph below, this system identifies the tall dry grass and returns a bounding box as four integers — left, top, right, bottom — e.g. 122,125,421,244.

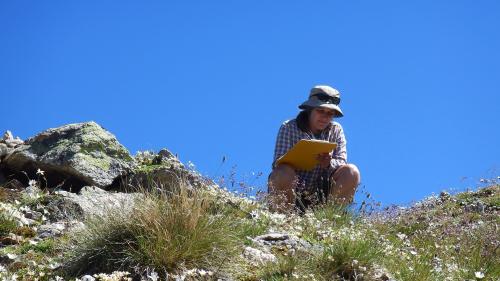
61,180,241,278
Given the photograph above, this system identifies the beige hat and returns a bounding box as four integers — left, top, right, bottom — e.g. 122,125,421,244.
298,85,344,117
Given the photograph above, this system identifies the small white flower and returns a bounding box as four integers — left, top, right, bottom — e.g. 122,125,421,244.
6,253,17,260
28,179,37,187
249,210,260,219
48,263,61,270
396,233,407,240
475,271,485,279
187,160,196,170
36,169,45,176
147,271,159,281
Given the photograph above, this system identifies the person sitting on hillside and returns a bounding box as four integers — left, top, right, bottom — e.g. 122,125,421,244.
268,85,360,212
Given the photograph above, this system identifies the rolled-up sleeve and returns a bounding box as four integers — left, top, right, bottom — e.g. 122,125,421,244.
328,123,347,173
272,122,293,168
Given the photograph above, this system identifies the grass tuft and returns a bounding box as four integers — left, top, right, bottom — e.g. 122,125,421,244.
0,211,17,237
315,235,382,280
60,179,241,278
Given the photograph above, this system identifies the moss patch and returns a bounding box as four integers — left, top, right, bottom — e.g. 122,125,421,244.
75,153,111,171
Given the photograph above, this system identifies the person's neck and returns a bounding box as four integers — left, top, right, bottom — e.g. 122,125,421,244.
310,127,321,135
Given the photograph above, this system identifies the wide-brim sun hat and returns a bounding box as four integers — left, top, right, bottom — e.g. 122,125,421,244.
298,85,344,118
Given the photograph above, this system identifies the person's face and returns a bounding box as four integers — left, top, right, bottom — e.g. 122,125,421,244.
309,107,335,133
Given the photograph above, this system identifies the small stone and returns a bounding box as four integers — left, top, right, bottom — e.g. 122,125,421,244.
255,233,289,241
475,202,485,213
0,233,23,245
252,232,318,254
243,246,277,265
24,210,43,220
5,138,24,148
81,275,95,281
439,191,450,200
0,253,17,264
37,222,66,239
158,148,175,159
3,131,13,141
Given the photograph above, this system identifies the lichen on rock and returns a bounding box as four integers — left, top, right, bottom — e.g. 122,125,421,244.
1,122,135,191
113,148,207,192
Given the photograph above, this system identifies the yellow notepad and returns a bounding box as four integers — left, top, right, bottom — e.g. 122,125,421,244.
275,139,337,171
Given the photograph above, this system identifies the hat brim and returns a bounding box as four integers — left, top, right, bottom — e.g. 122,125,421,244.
299,100,344,117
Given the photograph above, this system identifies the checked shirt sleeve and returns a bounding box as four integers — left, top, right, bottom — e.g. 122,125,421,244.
272,121,295,168
328,123,347,174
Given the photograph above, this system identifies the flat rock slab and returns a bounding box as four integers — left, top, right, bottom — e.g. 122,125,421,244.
55,186,140,219
252,232,323,254
243,246,278,265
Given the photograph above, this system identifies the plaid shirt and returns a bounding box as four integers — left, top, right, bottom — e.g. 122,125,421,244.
272,119,347,192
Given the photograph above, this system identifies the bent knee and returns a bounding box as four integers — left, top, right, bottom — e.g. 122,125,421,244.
332,163,361,183
274,163,296,175
346,164,360,179
269,164,296,183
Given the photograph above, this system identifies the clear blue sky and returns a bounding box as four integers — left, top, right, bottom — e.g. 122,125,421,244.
1,1,499,206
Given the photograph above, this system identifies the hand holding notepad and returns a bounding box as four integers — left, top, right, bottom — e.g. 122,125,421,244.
275,139,337,171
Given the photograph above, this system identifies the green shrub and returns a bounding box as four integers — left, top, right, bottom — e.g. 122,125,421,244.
315,235,383,280
255,255,303,281
18,238,57,254
0,211,17,237
13,226,36,238
312,202,354,227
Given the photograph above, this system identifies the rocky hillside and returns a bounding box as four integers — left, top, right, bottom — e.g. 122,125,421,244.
0,122,498,281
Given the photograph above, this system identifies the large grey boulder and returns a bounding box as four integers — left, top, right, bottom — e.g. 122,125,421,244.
0,143,12,185
2,122,135,191
0,169,5,186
